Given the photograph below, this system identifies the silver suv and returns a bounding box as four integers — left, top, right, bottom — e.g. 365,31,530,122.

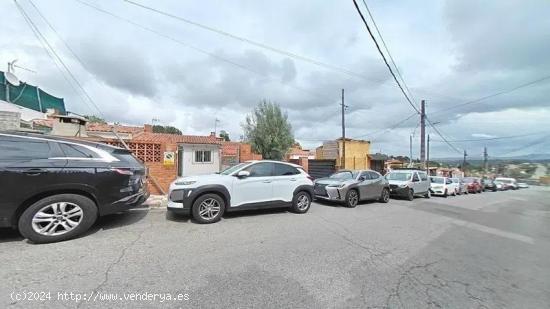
386,169,431,200
313,169,390,208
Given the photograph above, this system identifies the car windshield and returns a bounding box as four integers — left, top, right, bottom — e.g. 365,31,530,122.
220,162,249,175
451,178,459,183
430,177,445,184
386,172,412,181
329,171,356,180
463,178,475,183
497,179,513,183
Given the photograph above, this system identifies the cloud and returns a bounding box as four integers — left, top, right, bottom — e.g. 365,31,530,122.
74,38,157,98
1,0,549,157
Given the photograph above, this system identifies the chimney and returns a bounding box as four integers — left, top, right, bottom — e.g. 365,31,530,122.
210,131,216,137
144,124,153,133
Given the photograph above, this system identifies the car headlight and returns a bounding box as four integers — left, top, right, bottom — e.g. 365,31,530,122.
327,183,345,188
399,184,408,188
175,180,197,186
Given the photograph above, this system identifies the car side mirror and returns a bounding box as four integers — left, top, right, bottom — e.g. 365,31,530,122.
236,170,250,178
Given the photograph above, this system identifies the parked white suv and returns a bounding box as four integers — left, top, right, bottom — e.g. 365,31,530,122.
167,160,314,223
386,169,431,200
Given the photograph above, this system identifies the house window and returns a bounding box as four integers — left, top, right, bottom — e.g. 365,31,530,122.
195,150,212,163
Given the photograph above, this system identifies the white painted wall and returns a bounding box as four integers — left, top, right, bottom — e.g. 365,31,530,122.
0,100,46,121
180,144,221,176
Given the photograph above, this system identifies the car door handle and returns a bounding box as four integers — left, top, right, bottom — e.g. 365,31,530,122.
23,168,47,176
289,178,297,181
262,180,272,183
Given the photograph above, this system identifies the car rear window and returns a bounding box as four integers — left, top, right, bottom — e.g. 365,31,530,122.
110,149,143,167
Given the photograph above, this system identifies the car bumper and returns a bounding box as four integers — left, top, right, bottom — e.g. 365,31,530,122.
100,189,150,216
389,186,409,196
167,189,194,215
430,188,446,195
314,186,345,202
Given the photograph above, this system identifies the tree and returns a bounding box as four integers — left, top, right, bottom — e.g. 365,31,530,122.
84,115,106,124
242,100,294,160
219,130,230,141
152,125,182,135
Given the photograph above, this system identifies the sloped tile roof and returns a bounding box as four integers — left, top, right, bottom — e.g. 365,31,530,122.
132,132,221,145
86,123,144,134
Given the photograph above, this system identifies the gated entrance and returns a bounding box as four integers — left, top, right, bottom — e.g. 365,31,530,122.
308,159,336,179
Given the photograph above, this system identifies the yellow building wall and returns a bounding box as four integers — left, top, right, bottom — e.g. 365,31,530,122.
337,139,371,170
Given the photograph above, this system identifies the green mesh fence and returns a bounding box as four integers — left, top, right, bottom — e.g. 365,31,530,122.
1,71,66,114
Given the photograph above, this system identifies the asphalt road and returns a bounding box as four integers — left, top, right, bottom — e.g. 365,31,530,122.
1,187,549,308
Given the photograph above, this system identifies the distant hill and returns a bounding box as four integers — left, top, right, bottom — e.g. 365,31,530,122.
433,153,550,163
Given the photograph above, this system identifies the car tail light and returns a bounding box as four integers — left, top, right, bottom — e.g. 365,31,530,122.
306,175,314,181
110,168,134,176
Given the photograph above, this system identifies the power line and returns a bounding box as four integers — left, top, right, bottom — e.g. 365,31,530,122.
425,116,462,154
431,74,550,115
15,0,103,117
497,134,550,157
352,112,417,139
352,0,420,114
74,0,359,114
360,0,416,102
13,0,95,115
121,0,387,85
430,131,547,143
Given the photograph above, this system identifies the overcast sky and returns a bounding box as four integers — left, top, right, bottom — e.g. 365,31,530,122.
1,0,549,158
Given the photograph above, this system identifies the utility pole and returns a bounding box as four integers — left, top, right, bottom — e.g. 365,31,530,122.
340,89,347,169
214,118,220,136
409,135,413,167
462,150,468,173
426,134,430,175
483,147,488,173
420,100,426,164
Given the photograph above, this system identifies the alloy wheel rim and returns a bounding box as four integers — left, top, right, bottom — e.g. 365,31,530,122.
349,191,358,206
31,202,83,236
297,194,310,210
198,198,221,220
383,190,389,202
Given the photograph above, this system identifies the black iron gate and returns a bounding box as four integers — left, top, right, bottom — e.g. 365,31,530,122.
308,159,336,179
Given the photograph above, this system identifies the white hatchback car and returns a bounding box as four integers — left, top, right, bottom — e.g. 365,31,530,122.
167,160,314,223
430,176,459,197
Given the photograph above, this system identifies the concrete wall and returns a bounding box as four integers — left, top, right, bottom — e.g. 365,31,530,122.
0,100,46,121
0,111,20,131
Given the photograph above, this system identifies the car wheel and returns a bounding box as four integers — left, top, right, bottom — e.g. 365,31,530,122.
453,189,457,196
345,189,359,208
192,193,225,224
444,189,448,198
424,190,431,199
406,189,414,201
18,194,97,244
291,191,311,213
379,188,390,203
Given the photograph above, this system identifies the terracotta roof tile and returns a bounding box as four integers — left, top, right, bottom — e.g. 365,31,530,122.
86,123,144,134
132,132,221,145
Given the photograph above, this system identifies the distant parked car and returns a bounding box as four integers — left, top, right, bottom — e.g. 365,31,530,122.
0,132,149,244
493,179,505,191
517,182,529,189
430,176,458,197
463,177,483,193
386,169,431,200
167,160,314,223
313,169,390,207
495,177,518,190
451,178,468,195
483,179,498,192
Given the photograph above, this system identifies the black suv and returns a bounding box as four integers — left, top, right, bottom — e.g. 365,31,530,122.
0,132,149,243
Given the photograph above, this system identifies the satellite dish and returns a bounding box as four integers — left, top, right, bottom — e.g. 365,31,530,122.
4,72,20,86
